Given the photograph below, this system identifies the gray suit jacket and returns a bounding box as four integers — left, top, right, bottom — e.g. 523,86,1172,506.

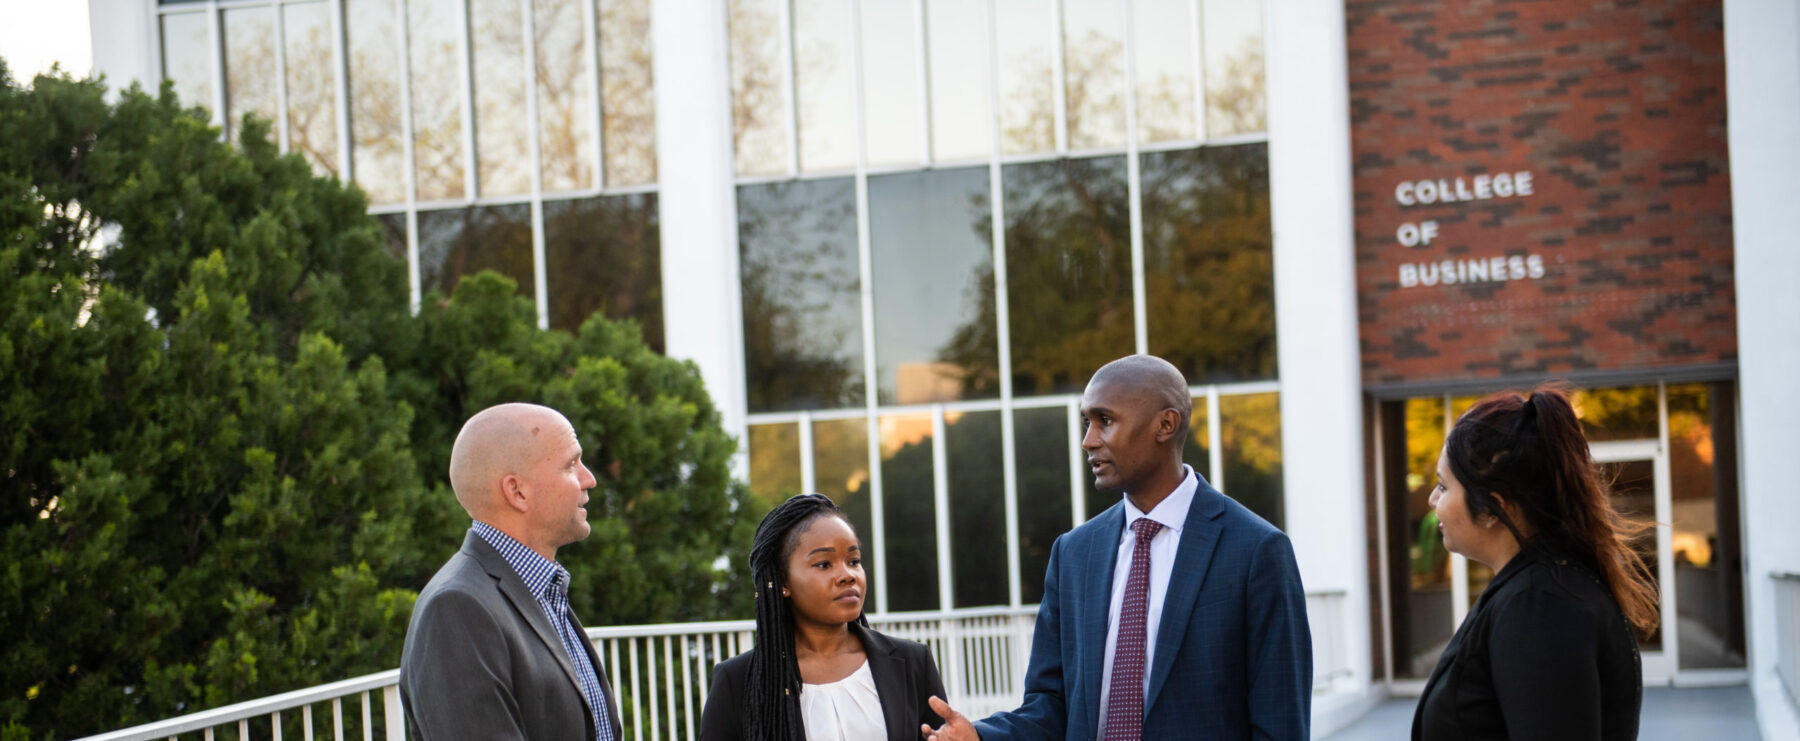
400,530,623,741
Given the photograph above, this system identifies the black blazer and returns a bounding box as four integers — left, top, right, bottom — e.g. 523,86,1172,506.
1412,548,1642,740
698,621,946,741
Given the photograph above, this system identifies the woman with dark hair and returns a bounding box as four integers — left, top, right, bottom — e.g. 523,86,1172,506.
1413,387,1660,740
699,493,946,741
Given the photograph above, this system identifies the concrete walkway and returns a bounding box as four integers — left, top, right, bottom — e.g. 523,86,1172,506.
1323,685,1761,740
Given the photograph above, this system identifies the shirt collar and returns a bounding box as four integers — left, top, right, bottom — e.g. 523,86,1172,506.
1122,465,1198,537
471,520,566,599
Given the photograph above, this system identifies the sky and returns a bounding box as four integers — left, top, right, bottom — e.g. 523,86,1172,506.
0,0,94,82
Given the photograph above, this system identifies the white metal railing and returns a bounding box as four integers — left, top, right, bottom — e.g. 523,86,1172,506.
1774,572,1800,708
76,670,404,741
80,593,1351,741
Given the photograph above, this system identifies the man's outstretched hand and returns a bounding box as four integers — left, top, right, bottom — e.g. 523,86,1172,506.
921,696,979,741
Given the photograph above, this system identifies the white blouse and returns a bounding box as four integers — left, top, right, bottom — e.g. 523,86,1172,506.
799,660,885,741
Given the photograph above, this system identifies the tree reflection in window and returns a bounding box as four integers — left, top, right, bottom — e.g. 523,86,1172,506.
544,194,662,351
946,411,1007,608
877,413,940,611
416,204,534,304
728,0,787,176
1014,406,1072,605
1142,143,1275,384
284,2,340,177
346,0,406,205
599,0,655,185
1220,391,1283,529
408,0,467,201
160,12,213,115
223,7,278,147
869,166,998,404
738,179,865,412
535,0,597,192
985,156,1135,397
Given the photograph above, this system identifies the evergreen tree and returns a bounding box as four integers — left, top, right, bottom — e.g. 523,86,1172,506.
0,61,750,739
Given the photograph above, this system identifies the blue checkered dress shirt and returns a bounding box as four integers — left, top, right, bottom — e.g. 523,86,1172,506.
471,522,614,741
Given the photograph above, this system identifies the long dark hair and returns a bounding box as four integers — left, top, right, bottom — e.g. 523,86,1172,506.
744,493,865,740
1445,386,1660,637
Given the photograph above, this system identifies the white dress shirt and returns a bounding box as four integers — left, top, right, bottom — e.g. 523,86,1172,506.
1096,465,1198,731
799,660,885,741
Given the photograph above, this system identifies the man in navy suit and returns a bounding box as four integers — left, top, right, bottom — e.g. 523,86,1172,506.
925,355,1311,740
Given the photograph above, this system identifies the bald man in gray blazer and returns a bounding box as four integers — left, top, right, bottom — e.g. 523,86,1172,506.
400,403,623,741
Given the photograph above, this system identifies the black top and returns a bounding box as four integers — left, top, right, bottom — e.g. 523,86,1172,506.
698,621,946,741
1413,548,1643,741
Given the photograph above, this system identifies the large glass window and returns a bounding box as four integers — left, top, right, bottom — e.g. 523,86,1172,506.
346,0,407,205
376,213,408,262
1132,0,1197,143
1142,143,1275,383
739,178,865,412
158,0,661,340
859,0,924,168
283,2,340,176
598,0,655,185
160,12,213,115
1014,405,1072,605
879,413,940,612
947,411,1007,608
869,166,997,405
416,204,534,302
535,0,597,192
717,0,1280,613
408,0,467,201
814,416,875,591
1061,0,1127,150
728,0,789,177
995,0,1056,155
748,422,802,508
1201,0,1265,137
793,0,856,173
925,0,990,163
1219,391,1283,528
544,194,662,349
1003,156,1134,396
223,7,278,146
470,0,532,197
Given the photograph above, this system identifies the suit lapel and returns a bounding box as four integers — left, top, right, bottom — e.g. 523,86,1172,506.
1143,475,1223,717
855,623,908,741
1079,505,1125,736
464,534,589,713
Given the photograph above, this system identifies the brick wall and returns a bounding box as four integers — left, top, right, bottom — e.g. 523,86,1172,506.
1348,0,1736,388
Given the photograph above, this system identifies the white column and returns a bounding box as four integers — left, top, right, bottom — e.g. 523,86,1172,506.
1265,0,1379,732
1726,1,1800,739
89,0,156,95
652,0,748,457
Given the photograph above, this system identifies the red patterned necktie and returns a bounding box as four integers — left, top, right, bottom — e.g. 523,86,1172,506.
1103,518,1163,741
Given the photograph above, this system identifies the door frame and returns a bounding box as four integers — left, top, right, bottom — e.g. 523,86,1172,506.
1589,438,1676,682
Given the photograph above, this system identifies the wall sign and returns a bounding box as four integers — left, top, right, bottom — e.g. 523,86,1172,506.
1348,0,1737,389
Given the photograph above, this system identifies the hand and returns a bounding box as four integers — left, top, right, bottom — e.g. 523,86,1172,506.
921,695,980,741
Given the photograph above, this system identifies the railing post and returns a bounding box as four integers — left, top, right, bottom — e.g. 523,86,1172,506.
382,685,406,740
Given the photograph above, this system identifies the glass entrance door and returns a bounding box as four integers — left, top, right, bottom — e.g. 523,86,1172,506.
1376,382,1747,688
1589,439,1675,682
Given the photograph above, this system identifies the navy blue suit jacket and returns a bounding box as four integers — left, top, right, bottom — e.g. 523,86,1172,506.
973,474,1311,740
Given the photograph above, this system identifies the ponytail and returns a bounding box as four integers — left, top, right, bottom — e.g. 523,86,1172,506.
1446,386,1660,637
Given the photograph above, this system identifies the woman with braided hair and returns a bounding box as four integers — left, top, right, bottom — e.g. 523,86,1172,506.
699,493,946,741
1412,386,1660,740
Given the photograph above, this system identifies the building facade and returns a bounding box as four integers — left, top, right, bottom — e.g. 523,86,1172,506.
88,0,1800,736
